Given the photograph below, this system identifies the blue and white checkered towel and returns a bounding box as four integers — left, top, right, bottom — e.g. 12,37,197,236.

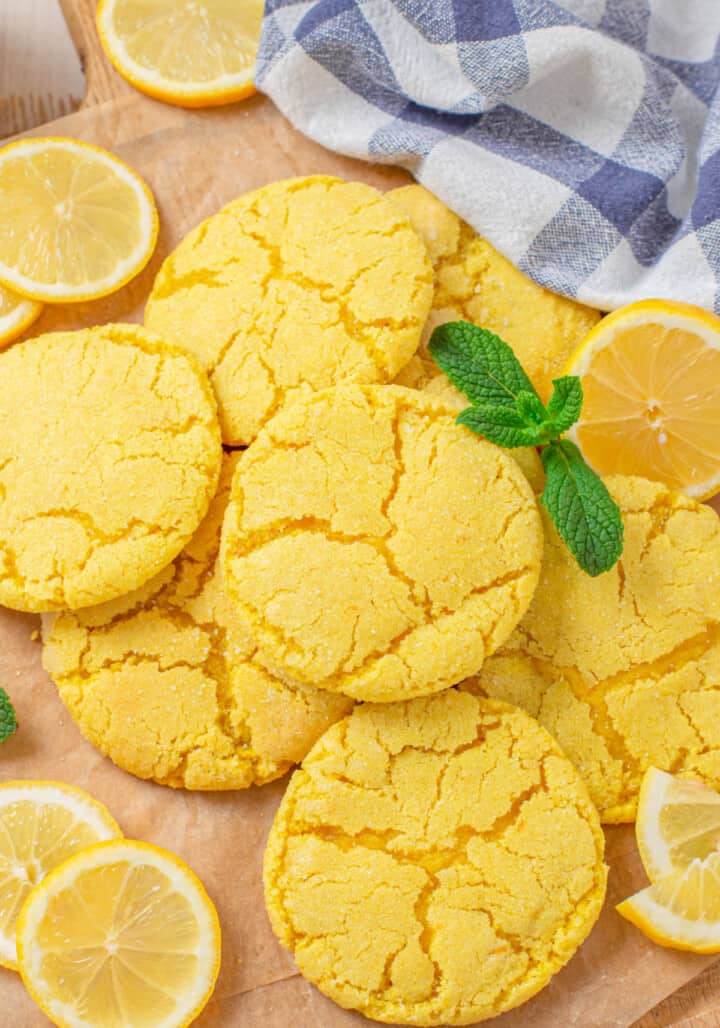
257,0,720,314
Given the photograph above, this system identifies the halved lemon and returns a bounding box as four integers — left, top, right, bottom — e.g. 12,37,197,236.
636,767,720,882
565,299,720,500
617,852,720,952
0,780,121,970
0,285,42,348
0,137,158,303
17,839,221,1028
97,0,264,108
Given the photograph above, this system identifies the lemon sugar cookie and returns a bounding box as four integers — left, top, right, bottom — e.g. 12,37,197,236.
389,184,600,401
464,475,720,823
0,325,221,612
221,385,543,702
410,382,546,495
145,175,434,445
43,454,352,790
264,691,607,1026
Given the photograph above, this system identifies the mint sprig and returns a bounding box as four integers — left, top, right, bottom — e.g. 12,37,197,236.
0,688,17,744
540,440,624,576
429,322,623,577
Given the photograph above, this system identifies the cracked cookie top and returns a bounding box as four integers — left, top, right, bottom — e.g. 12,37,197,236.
220,385,543,702
0,325,222,611
389,185,600,403
263,691,607,1026
144,175,434,445
463,475,720,823
42,454,352,790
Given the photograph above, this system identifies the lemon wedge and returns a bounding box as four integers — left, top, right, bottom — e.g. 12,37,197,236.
0,285,42,348
16,839,221,1028
0,780,121,969
617,852,720,953
618,768,720,951
97,0,264,108
636,767,720,882
0,137,158,303
565,299,720,499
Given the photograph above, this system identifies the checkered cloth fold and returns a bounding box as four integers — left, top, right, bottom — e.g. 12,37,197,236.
257,0,720,313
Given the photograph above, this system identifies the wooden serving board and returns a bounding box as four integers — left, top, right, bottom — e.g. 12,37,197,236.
1,2,719,1025
0,3,83,137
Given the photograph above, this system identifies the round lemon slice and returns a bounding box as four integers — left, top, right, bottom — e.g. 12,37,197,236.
97,0,264,108
0,285,42,348
617,852,720,953
0,780,121,970
565,299,720,500
636,767,720,882
0,137,158,303
17,839,221,1028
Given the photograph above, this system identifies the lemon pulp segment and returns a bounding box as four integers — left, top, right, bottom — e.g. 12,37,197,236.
98,0,265,107
17,840,220,1028
618,852,720,953
0,781,121,969
0,137,158,302
567,300,720,499
636,767,720,881
0,285,42,347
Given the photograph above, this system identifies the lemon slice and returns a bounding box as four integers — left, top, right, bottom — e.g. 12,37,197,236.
17,839,221,1028
97,0,264,108
0,780,121,970
0,285,42,348
636,767,720,882
565,299,720,499
0,137,158,303
617,852,720,952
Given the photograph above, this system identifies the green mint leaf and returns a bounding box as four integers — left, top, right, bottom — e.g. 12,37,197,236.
0,688,17,744
430,321,621,577
546,376,584,434
457,405,545,448
541,439,624,577
516,390,549,426
429,322,540,409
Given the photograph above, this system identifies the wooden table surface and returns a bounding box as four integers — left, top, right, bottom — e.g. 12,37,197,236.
0,1,84,137
2,3,720,1026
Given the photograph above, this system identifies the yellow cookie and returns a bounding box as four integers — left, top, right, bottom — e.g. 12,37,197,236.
221,385,543,702
42,454,352,790
145,175,434,445
264,691,607,1026
418,384,545,495
0,325,221,612
464,475,720,823
389,185,600,401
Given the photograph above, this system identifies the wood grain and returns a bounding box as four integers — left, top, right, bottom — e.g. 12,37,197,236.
636,965,720,1028
0,1,84,136
58,0,134,107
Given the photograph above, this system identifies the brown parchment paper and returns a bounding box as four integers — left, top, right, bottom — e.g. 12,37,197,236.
2,91,720,1028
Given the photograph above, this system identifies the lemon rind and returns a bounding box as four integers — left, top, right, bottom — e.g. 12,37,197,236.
0,293,42,349
97,0,258,109
617,883,720,954
635,767,679,882
0,137,159,303
0,780,122,968
16,838,221,1028
564,299,720,501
